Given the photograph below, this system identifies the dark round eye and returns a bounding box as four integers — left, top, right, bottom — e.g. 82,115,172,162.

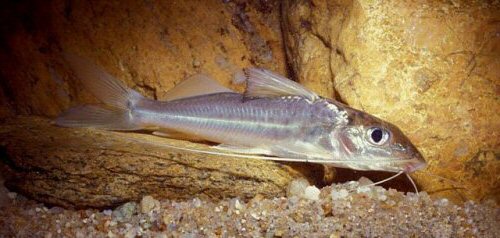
367,127,390,145
371,128,383,142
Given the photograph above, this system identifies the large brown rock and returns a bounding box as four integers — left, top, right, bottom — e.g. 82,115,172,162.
0,0,286,118
281,0,335,98
283,0,500,203
0,117,303,208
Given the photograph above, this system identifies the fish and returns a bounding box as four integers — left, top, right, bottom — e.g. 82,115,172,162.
55,53,426,178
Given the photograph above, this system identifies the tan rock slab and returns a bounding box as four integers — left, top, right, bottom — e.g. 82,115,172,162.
0,116,304,208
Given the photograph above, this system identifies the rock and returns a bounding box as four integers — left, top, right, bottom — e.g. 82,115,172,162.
231,198,245,211
0,0,286,118
357,177,373,187
356,186,372,195
0,116,304,208
113,202,137,222
140,196,160,214
303,185,321,201
282,0,335,98
286,178,310,198
331,189,349,200
282,0,500,203
286,178,320,200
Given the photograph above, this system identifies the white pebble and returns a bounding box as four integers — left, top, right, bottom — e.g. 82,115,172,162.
356,186,372,194
192,198,202,208
331,189,349,200
287,178,310,198
250,212,260,220
378,194,388,201
303,186,321,201
234,199,243,210
435,198,449,207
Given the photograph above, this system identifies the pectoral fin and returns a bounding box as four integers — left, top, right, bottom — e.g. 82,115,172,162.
239,68,319,101
212,144,273,155
152,131,205,142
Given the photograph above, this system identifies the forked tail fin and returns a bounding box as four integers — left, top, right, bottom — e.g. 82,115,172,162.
55,53,144,130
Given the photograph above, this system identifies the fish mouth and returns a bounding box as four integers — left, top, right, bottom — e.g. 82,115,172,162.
403,158,427,173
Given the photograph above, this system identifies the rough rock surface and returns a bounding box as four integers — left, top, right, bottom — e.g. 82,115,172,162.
0,0,286,118
0,117,303,208
282,0,336,98
282,0,500,203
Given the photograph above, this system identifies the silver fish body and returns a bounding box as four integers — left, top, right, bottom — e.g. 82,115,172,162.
56,53,426,174
134,93,343,158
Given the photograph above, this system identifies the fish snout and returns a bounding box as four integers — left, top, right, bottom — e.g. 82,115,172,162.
398,142,426,173
404,154,427,173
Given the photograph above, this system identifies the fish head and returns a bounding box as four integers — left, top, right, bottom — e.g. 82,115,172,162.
336,108,426,173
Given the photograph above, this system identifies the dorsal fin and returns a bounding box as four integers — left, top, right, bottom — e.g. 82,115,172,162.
239,68,319,101
163,74,234,101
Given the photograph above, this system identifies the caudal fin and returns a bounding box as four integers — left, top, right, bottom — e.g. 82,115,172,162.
55,53,144,131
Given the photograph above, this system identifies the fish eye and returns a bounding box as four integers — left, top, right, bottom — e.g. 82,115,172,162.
367,127,390,145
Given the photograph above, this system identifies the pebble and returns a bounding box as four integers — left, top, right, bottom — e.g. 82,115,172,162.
113,202,137,221
331,189,349,200
358,177,373,186
103,209,113,216
286,178,309,197
192,198,202,208
140,196,160,214
356,186,372,194
378,194,388,201
0,180,498,237
234,199,243,210
303,186,320,201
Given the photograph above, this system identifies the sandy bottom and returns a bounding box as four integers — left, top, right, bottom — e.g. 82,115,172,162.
0,179,498,237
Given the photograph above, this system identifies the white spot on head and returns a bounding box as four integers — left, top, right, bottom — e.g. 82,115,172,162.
279,95,314,104
323,101,349,125
327,103,338,112
337,110,349,124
